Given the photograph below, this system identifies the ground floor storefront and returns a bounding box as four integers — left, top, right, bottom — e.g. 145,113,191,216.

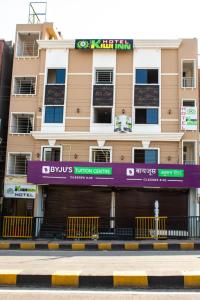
1,161,200,239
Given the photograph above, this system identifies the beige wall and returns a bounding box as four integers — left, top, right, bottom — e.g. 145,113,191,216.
6,31,200,179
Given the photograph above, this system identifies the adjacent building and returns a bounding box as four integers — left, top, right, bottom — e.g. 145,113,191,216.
3,22,200,238
0,40,13,213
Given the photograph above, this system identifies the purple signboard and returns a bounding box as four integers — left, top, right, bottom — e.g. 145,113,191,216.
27,161,200,188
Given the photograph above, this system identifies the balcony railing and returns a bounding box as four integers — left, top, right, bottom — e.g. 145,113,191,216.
20,42,38,57
182,77,195,88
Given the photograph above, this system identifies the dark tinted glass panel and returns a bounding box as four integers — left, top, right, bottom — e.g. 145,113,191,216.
134,149,145,163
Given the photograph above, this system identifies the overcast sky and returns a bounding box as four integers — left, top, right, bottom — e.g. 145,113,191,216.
0,0,199,46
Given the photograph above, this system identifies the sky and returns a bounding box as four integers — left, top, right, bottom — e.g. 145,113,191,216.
0,0,199,45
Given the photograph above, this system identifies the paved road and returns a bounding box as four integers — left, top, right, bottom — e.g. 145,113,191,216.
0,250,200,275
1,289,200,299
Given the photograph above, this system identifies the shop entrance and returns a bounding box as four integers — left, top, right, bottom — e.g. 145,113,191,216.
2,198,34,216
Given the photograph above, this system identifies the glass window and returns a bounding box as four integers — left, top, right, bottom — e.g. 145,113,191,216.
134,149,158,163
183,100,195,107
91,148,111,162
47,69,66,84
43,147,61,161
136,69,158,84
44,106,63,123
135,108,158,124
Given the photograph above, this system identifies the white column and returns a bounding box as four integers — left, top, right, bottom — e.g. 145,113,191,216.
188,188,199,217
110,191,115,229
33,185,44,237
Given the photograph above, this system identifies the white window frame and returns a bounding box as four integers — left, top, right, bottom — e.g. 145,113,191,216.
16,31,40,58
181,140,197,165
135,68,159,85
132,147,160,164
89,146,112,163
41,145,63,161
92,106,113,124
7,152,32,176
10,112,35,135
12,75,37,96
95,68,114,85
181,59,196,89
46,68,66,85
134,106,159,125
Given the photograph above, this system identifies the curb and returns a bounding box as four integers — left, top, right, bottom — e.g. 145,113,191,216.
0,242,199,251
0,272,200,288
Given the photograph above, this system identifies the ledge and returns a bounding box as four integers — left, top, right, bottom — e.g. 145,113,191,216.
31,131,184,142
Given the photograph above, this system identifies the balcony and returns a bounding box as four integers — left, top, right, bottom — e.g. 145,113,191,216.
182,60,195,88
183,160,196,165
16,32,39,57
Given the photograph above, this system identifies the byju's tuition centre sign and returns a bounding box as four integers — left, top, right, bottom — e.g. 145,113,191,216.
181,106,197,130
4,184,36,199
75,39,133,50
27,161,200,188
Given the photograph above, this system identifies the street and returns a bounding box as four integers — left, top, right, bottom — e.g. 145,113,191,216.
0,288,200,299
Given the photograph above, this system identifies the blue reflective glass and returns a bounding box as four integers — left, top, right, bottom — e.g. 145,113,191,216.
45,107,63,123
54,107,63,123
45,107,54,123
145,150,158,163
146,109,158,124
136,69,147,84
56,69,65,83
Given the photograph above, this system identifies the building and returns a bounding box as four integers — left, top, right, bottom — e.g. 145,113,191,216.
0,40,13,212
3,22,200,238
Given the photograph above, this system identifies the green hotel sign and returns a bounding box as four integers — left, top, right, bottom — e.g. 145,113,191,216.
74,166,112,176
158,169,184,178
75,39,133,50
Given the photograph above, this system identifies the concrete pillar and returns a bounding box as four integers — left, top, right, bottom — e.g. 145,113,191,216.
188,188,199,237
33,185,44,237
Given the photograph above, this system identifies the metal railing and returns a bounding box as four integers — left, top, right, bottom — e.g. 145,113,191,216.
2,216,33,238
20,42,38,57
14,78,36,95
182,77,195,88
0,216,200,240
135,217,167,239
66,217,99,239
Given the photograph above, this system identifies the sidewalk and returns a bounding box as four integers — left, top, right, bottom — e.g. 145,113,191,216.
0,239,200,250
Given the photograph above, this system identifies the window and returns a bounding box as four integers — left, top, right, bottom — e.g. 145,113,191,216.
93,107,112,123
135,108,158,124
182,61,195,88
91,148,111,162
42,147,61,161
8,153,31,175
44,106,63,123
134,149,158,164
17,32,39,57
96,69,113,84
14,77,36,95
136,69,158,84
47,69,66,84
183,100,195,107
11,114,33,133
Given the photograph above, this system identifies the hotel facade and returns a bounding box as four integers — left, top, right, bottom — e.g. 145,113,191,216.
3,22,200,238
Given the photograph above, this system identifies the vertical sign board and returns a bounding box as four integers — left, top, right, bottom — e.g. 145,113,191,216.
181,106,197,130
75,39,133,50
